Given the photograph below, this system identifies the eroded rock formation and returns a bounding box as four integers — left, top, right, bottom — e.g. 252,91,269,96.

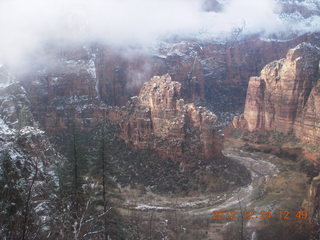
107,74,222,162
21,47,103,132
295,80,320,143
96,33,320,113
303,174,320,223
22,55,223,162
233,43,320,144
19,34,320,135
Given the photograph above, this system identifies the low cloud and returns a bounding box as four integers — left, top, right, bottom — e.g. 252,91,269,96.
0,0,319,68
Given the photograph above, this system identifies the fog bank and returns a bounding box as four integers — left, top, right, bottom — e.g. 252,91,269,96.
0,0,319,67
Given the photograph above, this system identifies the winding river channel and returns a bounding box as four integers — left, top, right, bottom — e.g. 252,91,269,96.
125,146,308,239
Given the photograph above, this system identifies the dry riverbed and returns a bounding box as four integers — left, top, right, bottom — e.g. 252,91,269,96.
118,138,311,239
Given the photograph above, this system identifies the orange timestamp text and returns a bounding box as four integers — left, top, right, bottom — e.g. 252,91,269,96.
210,210,308,220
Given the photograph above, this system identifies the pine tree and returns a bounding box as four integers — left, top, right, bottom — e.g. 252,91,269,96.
86,118,124,239
48,118,125,239
48,121,90,239
0,150,25,239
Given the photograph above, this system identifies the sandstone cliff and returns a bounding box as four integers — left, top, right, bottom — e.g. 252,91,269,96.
303,174,320,223
295,80,320,143
22,55,222,162
96,33,320,114
233,43,320,144
19,34,320,133
21,46,103,133
107,74,222,162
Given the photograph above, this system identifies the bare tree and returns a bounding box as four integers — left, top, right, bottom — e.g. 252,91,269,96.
21,160,38,240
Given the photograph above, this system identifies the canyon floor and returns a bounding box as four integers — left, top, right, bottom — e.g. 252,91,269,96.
118,137,311,239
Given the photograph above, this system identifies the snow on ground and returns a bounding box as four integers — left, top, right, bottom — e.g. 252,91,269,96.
135,204,172,210
0,118,15,136
19,126,44,136
178,199,210,207
88,55,97,79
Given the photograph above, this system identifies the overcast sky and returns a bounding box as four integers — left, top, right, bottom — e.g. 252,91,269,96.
0,0,319,68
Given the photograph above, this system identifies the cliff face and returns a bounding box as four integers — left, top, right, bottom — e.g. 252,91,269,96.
96,33,320,113
0,75,62,237
21,46,103,133
19,34,320,136
107,74,222,162
303,174,320,222
22,52,222,162
15,34,320,162
295,80,320,143
233,43,320,144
